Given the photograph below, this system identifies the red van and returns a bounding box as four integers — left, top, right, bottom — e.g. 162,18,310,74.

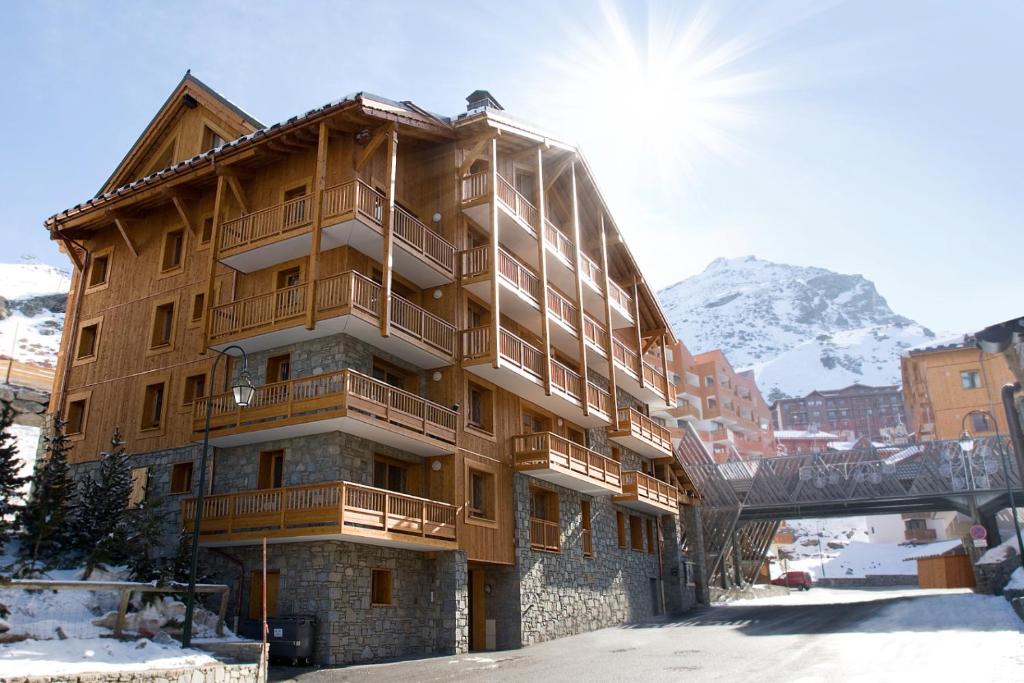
771,571,813,590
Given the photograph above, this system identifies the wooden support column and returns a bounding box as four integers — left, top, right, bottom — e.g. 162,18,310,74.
660,332,672,406
535,146,552,395
379,124,398,338
632,281,644,391
599,215,620,429
199,175,227,354
488,137,501,368
569,162,589,416
305,121,329,330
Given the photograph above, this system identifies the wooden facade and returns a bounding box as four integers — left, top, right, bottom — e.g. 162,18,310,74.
45,77,686,572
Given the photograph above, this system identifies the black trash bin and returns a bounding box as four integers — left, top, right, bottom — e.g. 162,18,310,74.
240,615,316,665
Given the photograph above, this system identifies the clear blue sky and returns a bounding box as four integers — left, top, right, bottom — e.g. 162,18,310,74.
3,0,1021,334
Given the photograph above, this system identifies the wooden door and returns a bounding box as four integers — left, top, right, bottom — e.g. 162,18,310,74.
249,570,280,619
469,568,487,651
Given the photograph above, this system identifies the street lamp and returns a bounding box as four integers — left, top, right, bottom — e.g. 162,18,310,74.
182,345,255,648
959,409,1024,572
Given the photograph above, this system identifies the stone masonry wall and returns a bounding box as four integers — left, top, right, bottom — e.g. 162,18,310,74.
0,383,49,428
3,662,260,683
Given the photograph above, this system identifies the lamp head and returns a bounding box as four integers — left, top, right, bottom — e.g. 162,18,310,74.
233,370,256,407
958,430,975,453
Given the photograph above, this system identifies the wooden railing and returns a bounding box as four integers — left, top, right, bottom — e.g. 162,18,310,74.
612,338,642,378
459,246,542,305
608,280,634,318
182,480,457,544
208,271,455,356
549,358,583,401
513,432,622,489
620,470,679,510
543,219,575,265
459,245,489,279
496,174,539,230
193,368,458,445
582,314,608,354
220,194,313,253
587,382,614,418
547,287,579,331
529,517,560,552
579,252,602,286
643,360,669,398
461,171,489,203
617,407,673,452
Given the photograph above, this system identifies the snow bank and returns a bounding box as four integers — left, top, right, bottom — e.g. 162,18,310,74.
1007,567,1024,591
978,535,1021,565
0,638,218,677
780,540,962,579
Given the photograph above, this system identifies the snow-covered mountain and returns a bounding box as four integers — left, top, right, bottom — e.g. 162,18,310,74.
658,256,936,400
0,261,70,367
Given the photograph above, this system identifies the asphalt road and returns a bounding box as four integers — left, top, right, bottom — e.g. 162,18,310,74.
268,588,969,683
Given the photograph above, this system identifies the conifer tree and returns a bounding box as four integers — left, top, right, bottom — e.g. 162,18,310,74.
0,406,30,551
17,414,74,572
76,429,132,578
126,493,166,582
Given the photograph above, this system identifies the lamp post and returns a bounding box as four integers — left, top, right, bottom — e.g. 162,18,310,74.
959,409,1024,572
182,345,255,648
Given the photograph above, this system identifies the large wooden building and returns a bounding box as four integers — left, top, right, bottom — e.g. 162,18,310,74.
43,75,699,663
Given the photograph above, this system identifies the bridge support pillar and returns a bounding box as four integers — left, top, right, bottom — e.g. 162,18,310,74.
981,511,1003,548
660,514,688,615
683,505,710,605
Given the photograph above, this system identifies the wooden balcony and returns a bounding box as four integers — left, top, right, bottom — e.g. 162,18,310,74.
207,270,455,368
904,528,938,542
460,245,542,329
461,325,612,427
608,407,673,458
217,180,455,287
611,339,672,407
513,432,622,495
614,471,679,515
193,368,457,454
529,518,561,552
181,480,457,550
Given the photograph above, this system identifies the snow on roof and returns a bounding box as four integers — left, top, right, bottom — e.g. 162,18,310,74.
901,539,966,561
884,444,924,465
774,430,839,440
905,333,972,354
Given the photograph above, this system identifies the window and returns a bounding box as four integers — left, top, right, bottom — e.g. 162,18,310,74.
466,381,494,433
374,455,410,494
170,461,194,495
467,468,495,520
514,169,536,204
160,228,185,273
610,446,622,463
372,358,412,390
466,300,489,328
960,371,981,389
87,251,110,288
521,408,549,434
275,266,301,290
630,515,643,551
76,322,99,360
971,412,994,433
202,125,225,150
128,467,149,508
581,500,593,558
150,301,175,349
646,518,656,554
182,373,206,406
371,568,393,606
140,382,166,431
266,354,291,383
283,184,307,203
566,426,585,446
66,398,87,435
190,293,205,323
200,216,214,245
529,487,560,551
905,518,927,531
258,450,285,489
616,510,626,548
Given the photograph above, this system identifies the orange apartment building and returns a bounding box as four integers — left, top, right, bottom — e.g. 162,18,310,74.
901,335,1016,441
42,75,700,664
652,343,775,461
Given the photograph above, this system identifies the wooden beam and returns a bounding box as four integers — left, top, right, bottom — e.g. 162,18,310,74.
379,125,399,338
457,130,500,178
355,126,391,172
660,332,673,407
111,216,139,257
199,175,227,354
632,281,644,391
58,236,84,271
569,162,589,417
170,194,195,237
306,121,330,330
535,146,552,396
599,214,620,430
489,137,501,369
224,174,250,214
544,153,575,193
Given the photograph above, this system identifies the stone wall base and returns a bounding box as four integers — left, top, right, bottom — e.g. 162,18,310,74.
2,662,260,683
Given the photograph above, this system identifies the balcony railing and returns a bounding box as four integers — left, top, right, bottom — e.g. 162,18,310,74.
579,251,602,287
616,407,673,453
193,368,458,445
582,314,608,354
182,480,457,547
208,271,455,357
459,245,541,304
617,471,679,512
612,338,642,378
513,432,622,490
529,517,561,552
543,219,575,265
219,194,313,254
904,528,938,542
608,280,633,317
461,326,612,418
546,287,579,331
643,360,670,399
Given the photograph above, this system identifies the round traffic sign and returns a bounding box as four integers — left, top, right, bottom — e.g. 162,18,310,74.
969,524,987,540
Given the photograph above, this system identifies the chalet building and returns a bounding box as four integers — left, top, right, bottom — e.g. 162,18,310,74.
773,429,838,454
651,343,775,461
901,336,1016,441
770,383,906,441
42,74,700,664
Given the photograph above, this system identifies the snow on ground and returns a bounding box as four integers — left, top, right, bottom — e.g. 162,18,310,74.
0,263,69,301
785,589,1024,683
0,638,219,678
780,540,962,579
1008,567,1024,591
